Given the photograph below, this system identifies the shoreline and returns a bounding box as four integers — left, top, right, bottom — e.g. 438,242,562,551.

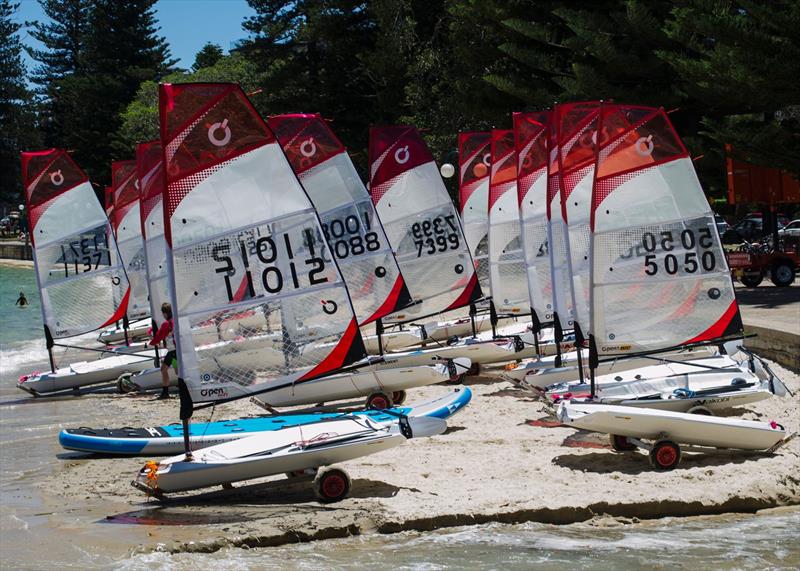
40,359,800,555
0,258,34,268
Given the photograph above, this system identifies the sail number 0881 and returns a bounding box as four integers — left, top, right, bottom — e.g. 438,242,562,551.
641,228,716,276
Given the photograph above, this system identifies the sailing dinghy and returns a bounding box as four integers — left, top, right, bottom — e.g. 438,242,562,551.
17,149,158,395
132,83,452,498
557,102,789,466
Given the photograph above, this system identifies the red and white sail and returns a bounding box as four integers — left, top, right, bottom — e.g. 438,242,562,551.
136,141,171,328
458,131,492,297
160,83,366,403
487,129,528,314
110,160,150,320
513,111,554,324
266,113,411,325
369,126,480,323
21,149,130,338
547,115,575,330
556,102,600,336
590,104,742,355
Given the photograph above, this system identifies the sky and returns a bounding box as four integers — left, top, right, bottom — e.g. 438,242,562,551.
15,0,256,72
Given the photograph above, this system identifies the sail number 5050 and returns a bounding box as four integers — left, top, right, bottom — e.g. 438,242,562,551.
642,228,716,276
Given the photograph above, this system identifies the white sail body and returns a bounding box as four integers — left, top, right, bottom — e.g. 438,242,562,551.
22,150,130,339
160,84,364,403
514,112,554,324
487,130,528,314
458,132,492,297
114,201,149,319
370,126,479,323
590,106,741,356
267,115,409,326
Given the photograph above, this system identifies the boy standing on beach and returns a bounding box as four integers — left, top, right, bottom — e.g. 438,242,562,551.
150,302,177,400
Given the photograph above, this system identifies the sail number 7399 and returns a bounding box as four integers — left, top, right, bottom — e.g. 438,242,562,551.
412,214,461,257
641,228,717,276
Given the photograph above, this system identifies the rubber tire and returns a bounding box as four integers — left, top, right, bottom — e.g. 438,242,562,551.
609,434,637,452
314,468,351,503
391,390,407,405
687,406,713,416
116,372,136,394
739,271,763,288
366,392,393,410
467,362,481,376
770,262,795,287
649,440,681,470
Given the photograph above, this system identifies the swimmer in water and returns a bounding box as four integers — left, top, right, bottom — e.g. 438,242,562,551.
15,291,28,307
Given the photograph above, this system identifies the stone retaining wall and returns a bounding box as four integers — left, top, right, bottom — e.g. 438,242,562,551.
744,324,800,372
0,243,32,261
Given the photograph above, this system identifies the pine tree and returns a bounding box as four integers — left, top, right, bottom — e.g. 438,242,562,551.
192,42,224,71
0,0,42,207
58,0,176,183
25,0,90,145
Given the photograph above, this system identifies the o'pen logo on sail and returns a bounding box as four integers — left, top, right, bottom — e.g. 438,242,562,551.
208,119,232,147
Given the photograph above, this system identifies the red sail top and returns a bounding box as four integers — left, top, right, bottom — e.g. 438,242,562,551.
266,113,345,175
556,101,600,209
458,131,491,212
513,111,550,205
488,129,517,210
136,140,164,227
111,160,138,232
21,149,91,242
160,83,275,230
368,125,433,204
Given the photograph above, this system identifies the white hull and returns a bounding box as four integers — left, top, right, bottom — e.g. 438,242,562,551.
136,416,446,494
97,319,152,344
558,402,787,450
18,351,158,395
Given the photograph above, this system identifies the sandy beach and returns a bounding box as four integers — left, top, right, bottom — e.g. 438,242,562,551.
40,357,799,555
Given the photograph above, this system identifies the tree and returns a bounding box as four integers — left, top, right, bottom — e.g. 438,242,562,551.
57,0,177,183
25,0,90,144
0,0,42,207
192,42,224,71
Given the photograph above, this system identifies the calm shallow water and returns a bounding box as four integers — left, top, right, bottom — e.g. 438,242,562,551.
1,263,798,569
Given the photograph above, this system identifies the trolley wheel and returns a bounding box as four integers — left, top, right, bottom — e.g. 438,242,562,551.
687,406,713,416
391,390,407,405
467,362,481,376
116,372,136,394
609,434,637,452
366,392,393,410
649,440,682,470
313,468,351,503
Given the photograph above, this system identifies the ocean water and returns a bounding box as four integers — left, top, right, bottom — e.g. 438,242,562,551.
1,263,798,570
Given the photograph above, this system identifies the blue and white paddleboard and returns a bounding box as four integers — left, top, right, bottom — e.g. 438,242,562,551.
59,387,472,456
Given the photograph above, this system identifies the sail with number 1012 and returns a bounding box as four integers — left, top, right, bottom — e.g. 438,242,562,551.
159,83,366,404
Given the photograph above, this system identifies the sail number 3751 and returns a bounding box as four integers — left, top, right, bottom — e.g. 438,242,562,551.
641,228,716,276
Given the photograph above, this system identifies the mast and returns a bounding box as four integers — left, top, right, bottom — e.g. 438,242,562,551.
159,83,367,416
368,125,482,325
20,149,131,371
588,103,743,396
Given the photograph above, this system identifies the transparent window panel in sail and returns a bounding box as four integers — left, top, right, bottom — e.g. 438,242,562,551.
549,216,575,328
522,218,553,322
171,212,352,391
489,218,528,313
387,203,473,314
318,198,400,323
116,234,149,319
593,214,734,352
35,222,128,337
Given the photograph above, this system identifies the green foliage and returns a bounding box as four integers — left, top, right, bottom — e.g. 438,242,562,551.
0,0,42,207
192,42,224,71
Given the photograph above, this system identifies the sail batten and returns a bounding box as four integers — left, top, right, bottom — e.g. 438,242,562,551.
160,83,365,404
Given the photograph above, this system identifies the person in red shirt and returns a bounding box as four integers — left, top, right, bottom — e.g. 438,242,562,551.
150,302,176,400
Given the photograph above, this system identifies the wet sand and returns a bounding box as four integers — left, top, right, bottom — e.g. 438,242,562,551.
38,359,800,555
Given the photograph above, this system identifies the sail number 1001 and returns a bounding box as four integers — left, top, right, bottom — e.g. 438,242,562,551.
641,228,717,276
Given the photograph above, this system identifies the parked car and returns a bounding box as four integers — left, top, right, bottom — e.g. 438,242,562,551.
714,214,729,236
778,219,800,239
723,219,763,243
